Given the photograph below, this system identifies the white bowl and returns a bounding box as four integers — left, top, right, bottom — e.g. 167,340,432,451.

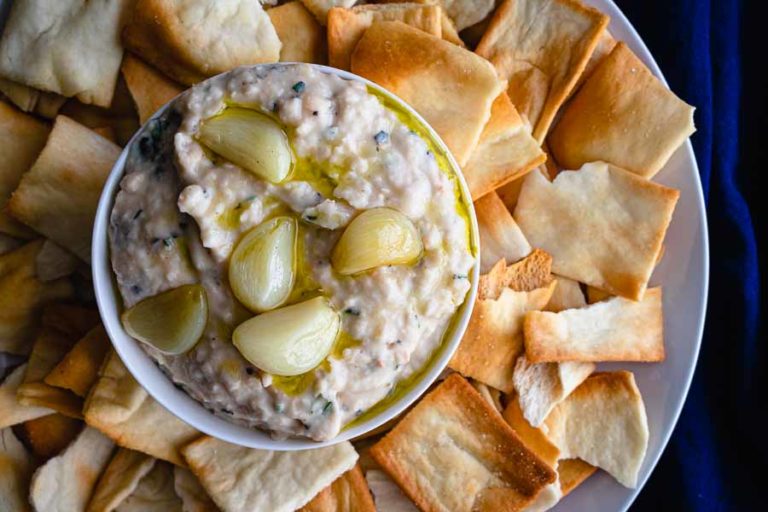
92,65,480,451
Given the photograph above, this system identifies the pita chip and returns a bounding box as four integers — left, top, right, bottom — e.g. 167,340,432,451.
0,364,53,429
269,1,327,64
17,326,84,418
578,29,617,87
328,4,442,70
0,78,66,118
371,374,556,512
377,0,496,32
476,0,608,142
111,461,182,512
524,288,664,363
586,285,612,304
182,436,358,512
123,0,281,85
41,302,101,339
545,276,586,312
542,372,649,488
35,239,81,282
121,55,183,125
301,0,357,24
351,21,505,166
477,249,553,300
300,464,376,512
475,191,532,274
83,351,200,466
365,469,419,512
0,241,75,355
512,356,594,427
174,466,220,512
45,325,111,397
30,426,115,512
0,0,131,106
88,448,157,512
470,379,504,414
0,234,22,255
514,162,679,300
557,459,597,496
0,428,35,512
550,43,696,178
8,116,121,262
17,414,83,460
0,100,50,238
463,93,545,199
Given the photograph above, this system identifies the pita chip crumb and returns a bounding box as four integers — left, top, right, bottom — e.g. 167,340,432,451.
475,191,532,273
524,288,665,363
8,116,121,262
371,374,556,512
174,466,220,512
17,413,83,460
29,426,115,512
542,371,649,488
300,464,376,512
463,93,546,200
351,21,505,166
513,356,594,427
182,435,358,512
121,54,183,125
328,4,442,70
476,0,609,141
83,351,200,466
269,1,327,64
0,364,52,429
1,427,35,512
549,42,696,178
514,162,678,300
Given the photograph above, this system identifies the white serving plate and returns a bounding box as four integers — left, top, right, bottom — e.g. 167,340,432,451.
553,1,709,510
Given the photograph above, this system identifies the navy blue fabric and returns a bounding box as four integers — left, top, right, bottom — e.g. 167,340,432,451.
618,0,765,510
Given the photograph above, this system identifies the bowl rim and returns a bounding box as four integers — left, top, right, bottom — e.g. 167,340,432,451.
91,63,480,450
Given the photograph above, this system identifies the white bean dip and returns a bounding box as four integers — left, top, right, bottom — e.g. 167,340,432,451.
109,64,474,440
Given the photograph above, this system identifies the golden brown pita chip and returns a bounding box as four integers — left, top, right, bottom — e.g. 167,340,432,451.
438,9,463,46
463,93,545,199
122,0,281,86
328,4,441,70
182,435,358,512
83,351,200,467
586,285,612,304
17,413,83,460
470,379,504,413
30,426,115,512
371,374,555,512
8,116,120,262
378,0,495,32
87,448,157,512
512,356,594,427
476,0,608,141
514,162,679,300
578,28,616,87
365,469,419,512
524,287,664,363
451,280,555,392
0,0,131,106
121,55,183,126
44,325,110,397
0,364,53,429
351,21,505,166
0,100,50,238
268,1,327,64
0,427,35,512
550,43,696,178
173,466,220,512
17,326,84,418
117,461,183,511
300,464,376,512
475,191,532,273
502,398,560,468
0,78,66,118
545,276,586,312
557,458,597,495
478,249,553,300
543,371,649,488
0,233,22,255
301,0,358,24
35,239,81,282
0,241,75,355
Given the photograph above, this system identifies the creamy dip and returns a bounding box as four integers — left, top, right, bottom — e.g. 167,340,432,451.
110,64,474,441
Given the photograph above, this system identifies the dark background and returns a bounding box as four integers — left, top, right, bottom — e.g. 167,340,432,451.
619,0,765,510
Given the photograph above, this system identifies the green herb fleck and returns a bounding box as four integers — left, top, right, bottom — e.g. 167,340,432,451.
292,81,306,94
322,401,333,415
